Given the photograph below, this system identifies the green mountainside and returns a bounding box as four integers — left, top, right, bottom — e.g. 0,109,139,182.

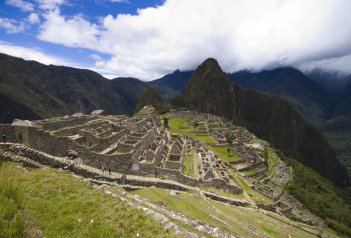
0,53,147,123
134,87,170,114
173,58,349,187
229,68,331,125
148,70,193,98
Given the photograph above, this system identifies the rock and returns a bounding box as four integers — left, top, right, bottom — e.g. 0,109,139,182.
12,119,36,127
67,150,79,158
170,190,179,196
91,109,104,115
131,163,140,171
72,158,83,164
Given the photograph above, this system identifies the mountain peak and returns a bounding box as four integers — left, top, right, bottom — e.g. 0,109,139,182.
198,58,223,74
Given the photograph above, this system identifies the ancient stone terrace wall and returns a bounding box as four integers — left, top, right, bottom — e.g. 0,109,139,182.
52,119,109,136
204,178,243,194
130,162,155,177
126,118,149,131
156,167,199,187
38,116,99,131
0,125,19,143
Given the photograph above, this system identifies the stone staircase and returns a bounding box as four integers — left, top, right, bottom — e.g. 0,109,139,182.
0,148,45,168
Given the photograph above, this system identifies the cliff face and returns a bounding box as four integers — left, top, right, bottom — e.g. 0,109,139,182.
176,58,349,186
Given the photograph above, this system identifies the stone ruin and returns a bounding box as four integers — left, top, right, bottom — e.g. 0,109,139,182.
0,106,240,193
0,107,326,226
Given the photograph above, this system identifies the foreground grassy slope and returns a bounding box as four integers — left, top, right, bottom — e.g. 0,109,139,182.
0,163,172,238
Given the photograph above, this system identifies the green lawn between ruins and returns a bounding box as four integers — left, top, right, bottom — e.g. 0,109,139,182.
165,117,216,144
0,163,174,238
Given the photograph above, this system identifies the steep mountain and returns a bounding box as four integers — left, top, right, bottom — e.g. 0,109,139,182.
110,77,148,115
332,80,351,117
174,58,349,186
229,68,331,125
306,69,351,99
134,88,170,115
148,70,193,98
0,94,41,123
0,53,147,122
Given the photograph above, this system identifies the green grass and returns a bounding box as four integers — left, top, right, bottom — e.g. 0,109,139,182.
262,147,281,177
200,185,246,200
195,134,216,144
0,163,173,238
230,171,272,205
0,163,28,238
210,145,241,163
132,187,320,238
168,118,216,144
241,170,257,176
183,153,193,177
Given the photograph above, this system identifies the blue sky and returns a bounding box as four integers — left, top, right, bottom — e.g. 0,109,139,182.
0,0,165,77
1,0,351,80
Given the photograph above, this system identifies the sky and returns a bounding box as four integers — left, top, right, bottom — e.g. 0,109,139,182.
0,0,351,81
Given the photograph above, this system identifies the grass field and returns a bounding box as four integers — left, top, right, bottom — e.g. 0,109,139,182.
132,187,321,238
0,163,173,238
230,171,273,205
167,117,216,144
210,145,241,163
183,152,193,177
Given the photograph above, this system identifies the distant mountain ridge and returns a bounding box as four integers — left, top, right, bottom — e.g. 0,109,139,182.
0,53,148,123
173,58,349,187
152,66,351,125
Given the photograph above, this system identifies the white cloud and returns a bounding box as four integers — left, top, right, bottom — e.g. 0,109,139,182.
28,13,40,24
0,18,27,33
38,9,100,48
36,0,66,10
299,54,351,75
5,0,34,12
0,41,68,65
36,0,351,80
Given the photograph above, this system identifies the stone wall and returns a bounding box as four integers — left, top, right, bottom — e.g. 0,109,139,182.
156,167,199,186
210,178,243,194
129,162,155,177
0,125,23,143
40,116,97,131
